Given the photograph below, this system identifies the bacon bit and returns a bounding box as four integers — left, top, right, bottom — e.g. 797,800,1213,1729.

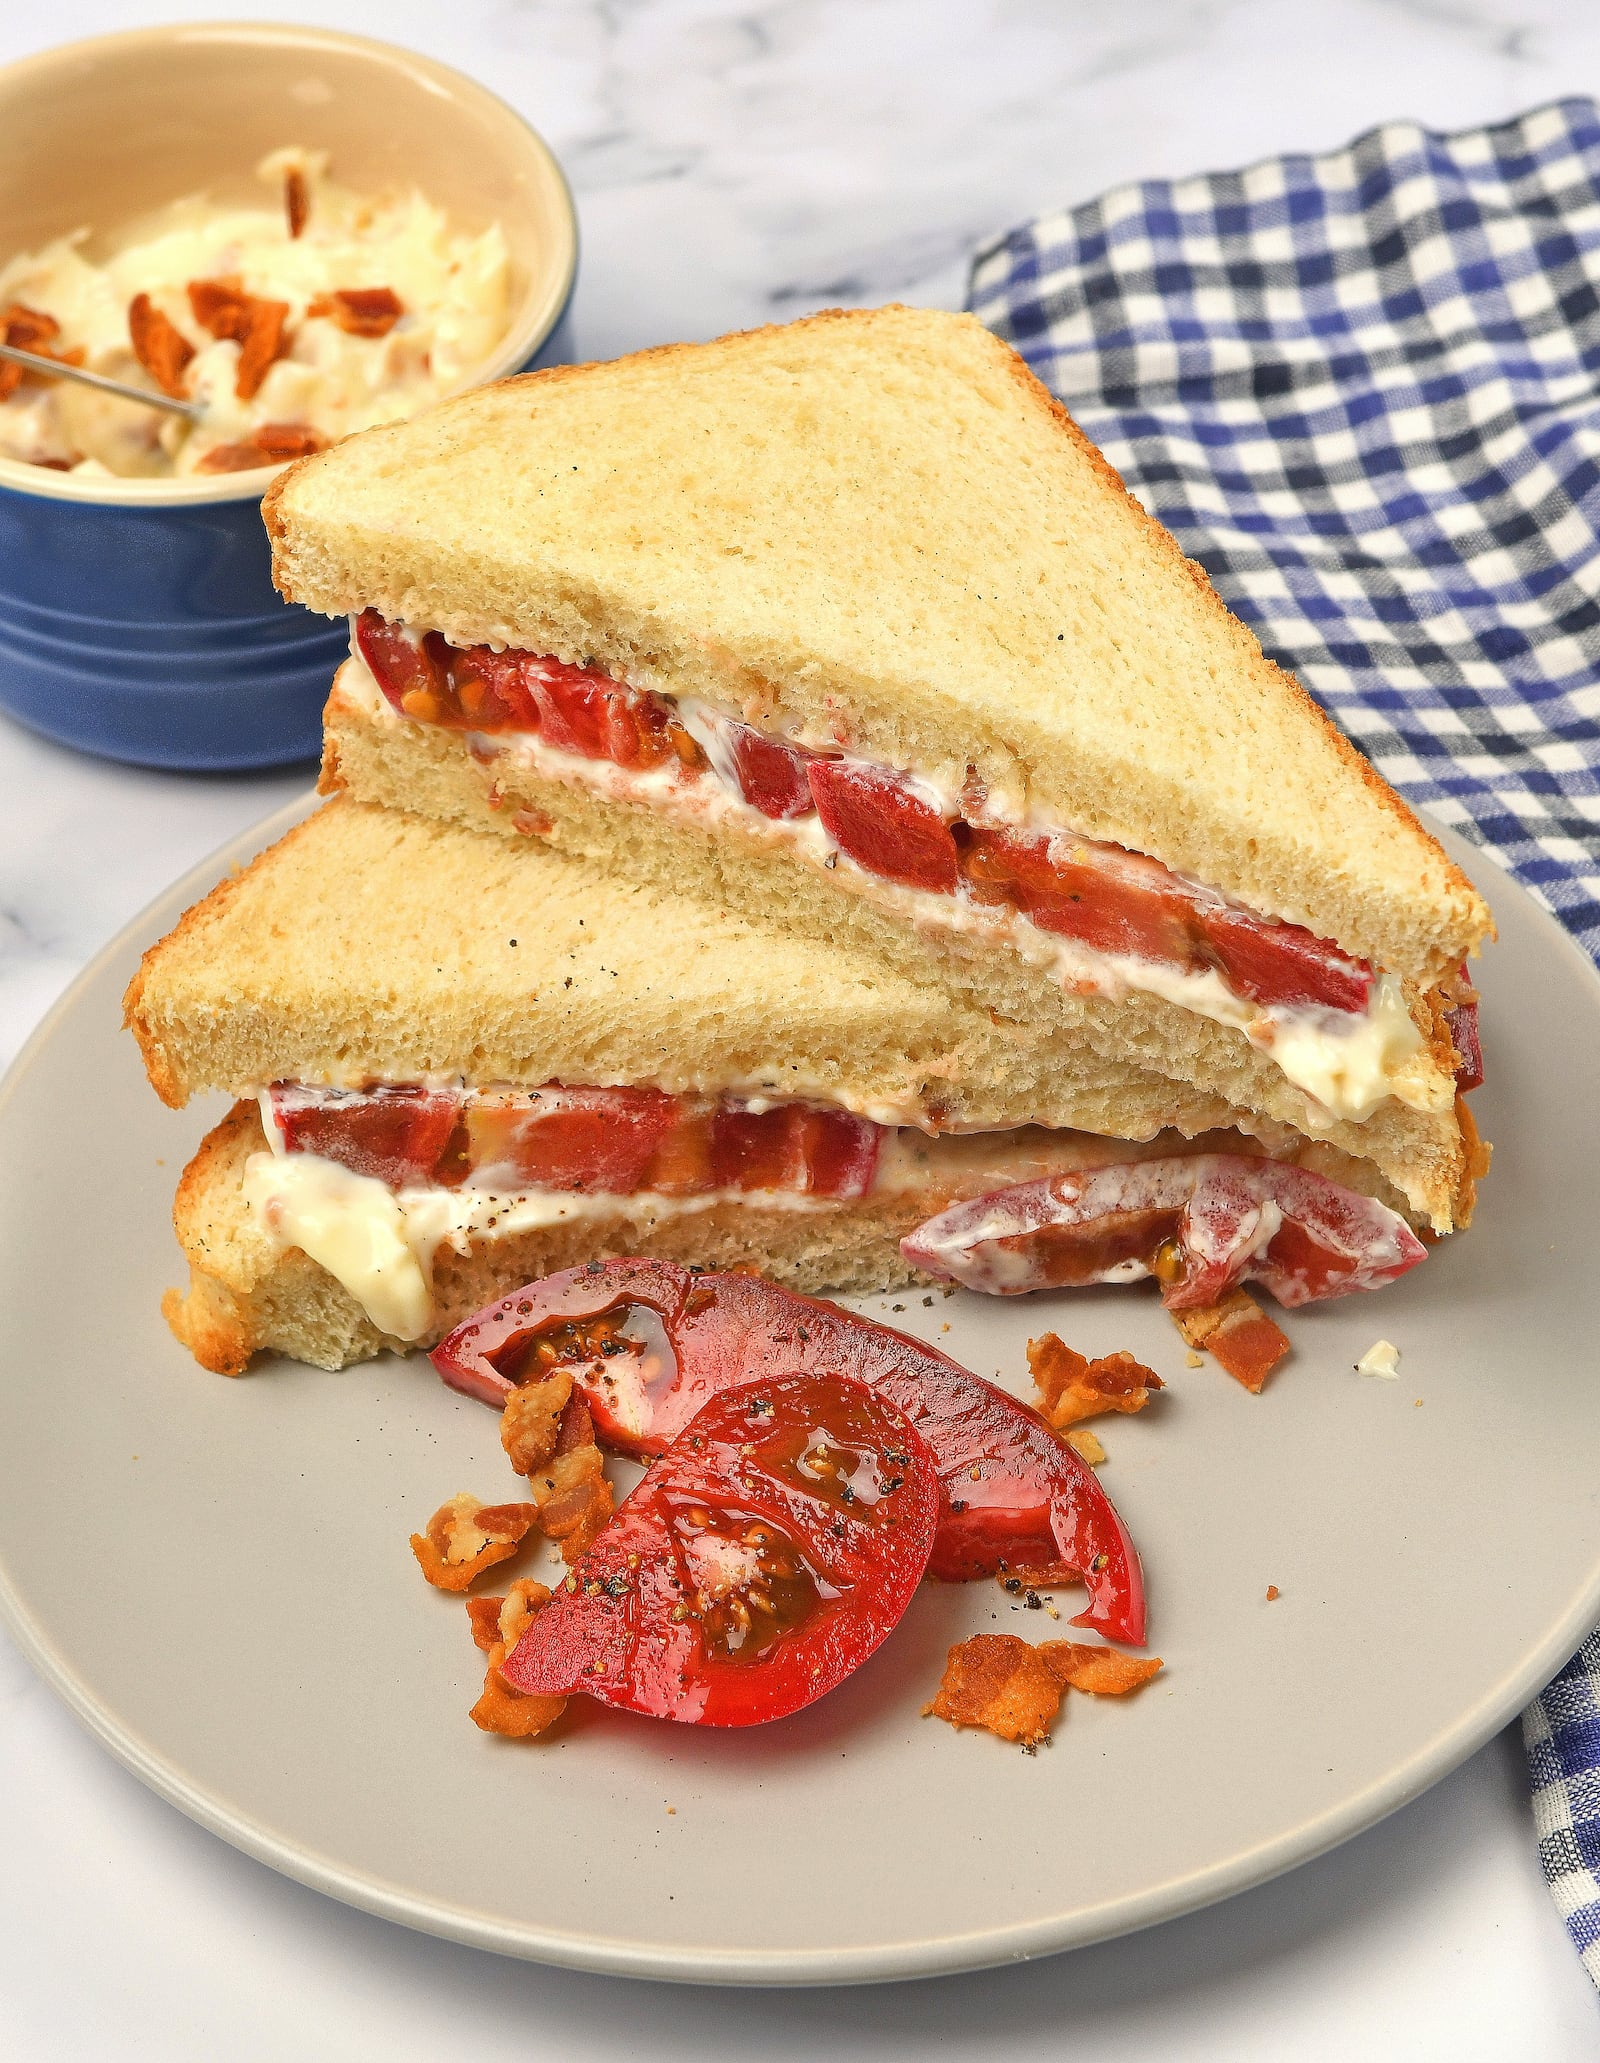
188,281,293,399
500,1370,573,1475
409,1493,539,1592
1168,1289,1290,1393
1041,1641,1163,1696
1027,1332,1163,1429
924,1634,1066,1747
1065,1428,1107,1466
285,166,309,239
194,422,327,473
522,1392,614,1562
512,808,554,837
309,287,404,337
187,277,255,342
0,304,86,399
467,1580,565,1738
127,294,194,399
1266,1584,1281,1601
235,299,289,400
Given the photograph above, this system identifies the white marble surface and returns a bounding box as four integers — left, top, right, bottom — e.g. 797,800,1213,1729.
2,0,1599,2051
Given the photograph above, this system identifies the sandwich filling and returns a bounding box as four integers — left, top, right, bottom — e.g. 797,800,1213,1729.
347,616,1456,1125
243,1081,1426,1341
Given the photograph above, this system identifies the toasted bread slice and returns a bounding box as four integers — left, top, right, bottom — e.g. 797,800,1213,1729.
266,305,1490,984
312,708,1478,1231
127,794,1284,1147
164,1103,954,1372
164,1102,1431,1374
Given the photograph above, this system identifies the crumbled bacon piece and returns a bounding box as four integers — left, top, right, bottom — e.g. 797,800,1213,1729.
235,300,289,400
309,287,404,337
1041,1641,1164,1696
127,294,194,398
285,166,309,239
1168,1290,1291,1393
466,1580,565,1738
923,1634,1068,1747
409,1493,539,1592
187,280,292,399
0,304,85,399
925,1632,1163,1747
500,1371,574,1475
194,422,327,473
1027,1333,1164,1430
527,1394,614,1562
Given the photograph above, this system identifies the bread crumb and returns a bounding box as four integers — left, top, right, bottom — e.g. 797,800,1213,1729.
1065,1428,1106,1466
1356,1339,1401,1379
1184,1351,1204,1369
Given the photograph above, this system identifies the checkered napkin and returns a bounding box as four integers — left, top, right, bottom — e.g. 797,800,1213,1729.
967,99,1600,1982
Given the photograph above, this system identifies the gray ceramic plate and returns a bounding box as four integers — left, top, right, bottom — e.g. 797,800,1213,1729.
0,800,1595,1985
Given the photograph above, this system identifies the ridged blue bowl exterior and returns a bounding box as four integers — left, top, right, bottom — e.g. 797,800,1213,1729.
0,305,573,771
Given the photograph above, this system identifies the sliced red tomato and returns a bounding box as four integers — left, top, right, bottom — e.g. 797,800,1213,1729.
901,1154,1426,1309
808,759,960,894
708,1104,880,1197
500,1371,938,1725
1196,905,1373,1014
957,826,1198,967
356,612,450,721
464,1088,680,1194
1445,968,1484,1091
725,721,815,819
267,1083,463,1188
432,1260,1147,1642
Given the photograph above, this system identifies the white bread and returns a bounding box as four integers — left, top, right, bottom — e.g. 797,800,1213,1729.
315,710,1479,1232
163,1103,980,1372
126,794,1288,1151
163,1103,1427,1375
265,305,1491,984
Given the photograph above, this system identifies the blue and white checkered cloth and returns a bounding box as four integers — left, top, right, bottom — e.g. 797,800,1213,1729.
968,98,1600,1984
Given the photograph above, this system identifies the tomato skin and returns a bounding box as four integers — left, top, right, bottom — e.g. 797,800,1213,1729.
500,1373,940,1726
808,759,961,894
267,1083,463,1188
432,1260,1146,1644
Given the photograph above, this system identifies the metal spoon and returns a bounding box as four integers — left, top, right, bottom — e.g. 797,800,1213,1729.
0,341,204,422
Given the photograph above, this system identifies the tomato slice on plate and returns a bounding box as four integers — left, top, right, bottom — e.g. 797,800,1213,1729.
432,1261,1146,1643
499,1371,939,1725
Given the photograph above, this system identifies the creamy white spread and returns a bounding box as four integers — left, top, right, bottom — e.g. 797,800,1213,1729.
0,149,509,477
341,642,1435,1126
242,1149,836,1342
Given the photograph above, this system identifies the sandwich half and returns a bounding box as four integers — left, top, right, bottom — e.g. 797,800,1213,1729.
125,799,1470,1374
264,305,1492,1223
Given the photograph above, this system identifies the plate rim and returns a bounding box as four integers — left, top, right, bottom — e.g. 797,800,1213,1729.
1,793,1596,1987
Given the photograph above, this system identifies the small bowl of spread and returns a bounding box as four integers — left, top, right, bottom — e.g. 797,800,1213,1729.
0,22,577,769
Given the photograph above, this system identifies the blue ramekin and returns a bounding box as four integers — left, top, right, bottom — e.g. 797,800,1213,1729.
0,23,579,771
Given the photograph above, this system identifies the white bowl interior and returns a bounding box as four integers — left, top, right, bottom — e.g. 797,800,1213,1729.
0,21,576,504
